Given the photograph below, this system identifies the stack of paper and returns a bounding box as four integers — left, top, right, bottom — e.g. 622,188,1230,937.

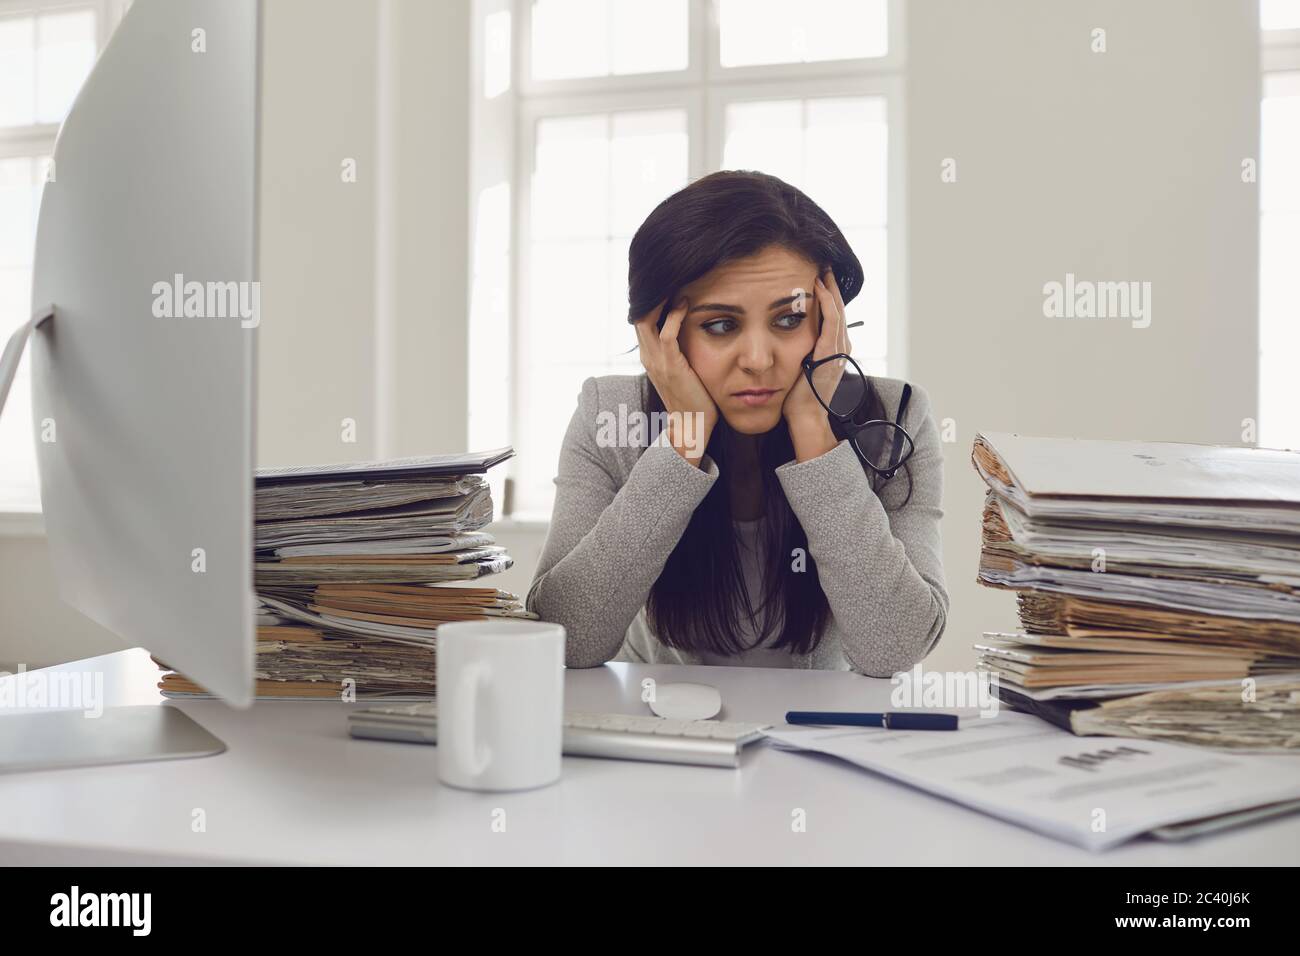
764,710,1300,849
970,432,1300,750
157,448,533,700
1006,675,1300,754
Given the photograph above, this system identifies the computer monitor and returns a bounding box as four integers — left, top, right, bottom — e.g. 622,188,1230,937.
0,0,260,769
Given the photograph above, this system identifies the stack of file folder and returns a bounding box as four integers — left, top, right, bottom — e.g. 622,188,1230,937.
158,448,533,700
970,432,1300,751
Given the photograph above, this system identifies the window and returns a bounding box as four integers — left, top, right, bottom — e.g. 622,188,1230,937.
1261,2,1300,450
0,0,118,513
721,96,889,368
472,0,903,519
1262,0,1300,31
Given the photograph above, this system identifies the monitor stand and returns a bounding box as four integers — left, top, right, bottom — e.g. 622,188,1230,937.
0,705,225,774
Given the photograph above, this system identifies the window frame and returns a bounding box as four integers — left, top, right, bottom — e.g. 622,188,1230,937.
0,0,123,524
1262,25,1300,72
0,0,120,152
506,0,906,519
1259,10,1300,452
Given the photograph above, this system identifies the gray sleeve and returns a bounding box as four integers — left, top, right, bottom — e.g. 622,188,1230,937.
774,383,948,677
526,376,719,667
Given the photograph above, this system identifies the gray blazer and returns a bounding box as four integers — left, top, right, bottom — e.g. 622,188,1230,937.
525,373,948,677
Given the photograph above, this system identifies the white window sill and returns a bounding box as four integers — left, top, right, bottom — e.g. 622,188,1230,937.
492,516,550,534
0,511,548,538
0,510,45,536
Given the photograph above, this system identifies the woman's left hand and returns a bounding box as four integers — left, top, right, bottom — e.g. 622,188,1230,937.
780,269,852,434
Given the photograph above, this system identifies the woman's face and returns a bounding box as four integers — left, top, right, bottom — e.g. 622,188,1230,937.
676,245,822,435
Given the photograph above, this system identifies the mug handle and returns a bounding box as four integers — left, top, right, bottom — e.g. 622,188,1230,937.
453,660,492,778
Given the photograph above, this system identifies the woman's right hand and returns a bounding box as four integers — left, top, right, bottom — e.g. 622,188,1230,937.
633,298,718,466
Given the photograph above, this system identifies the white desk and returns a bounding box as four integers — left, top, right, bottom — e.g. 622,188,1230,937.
1,649,1296,865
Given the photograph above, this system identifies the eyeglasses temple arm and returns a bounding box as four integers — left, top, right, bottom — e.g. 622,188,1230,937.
885,382,913,467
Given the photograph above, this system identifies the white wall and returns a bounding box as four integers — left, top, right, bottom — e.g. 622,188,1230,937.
1,0,1261,673
907,0,1260,672
256,0,379,466
257,0,470,465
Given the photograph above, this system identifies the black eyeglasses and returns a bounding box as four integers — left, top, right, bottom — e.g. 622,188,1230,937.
801,353,915,480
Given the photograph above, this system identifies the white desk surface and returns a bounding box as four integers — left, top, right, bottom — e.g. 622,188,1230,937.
1,648,1297,865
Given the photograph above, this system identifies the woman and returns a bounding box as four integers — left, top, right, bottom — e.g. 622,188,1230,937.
526,170,947,677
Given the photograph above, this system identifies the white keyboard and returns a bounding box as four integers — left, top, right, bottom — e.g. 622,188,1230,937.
349,701,770,768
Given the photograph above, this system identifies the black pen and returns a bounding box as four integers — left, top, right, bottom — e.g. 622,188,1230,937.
785,711,960,731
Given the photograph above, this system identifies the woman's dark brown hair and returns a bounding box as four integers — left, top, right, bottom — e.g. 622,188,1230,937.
626,169,904,657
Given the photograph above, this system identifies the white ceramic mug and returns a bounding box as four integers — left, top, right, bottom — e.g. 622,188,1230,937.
435,620,565,792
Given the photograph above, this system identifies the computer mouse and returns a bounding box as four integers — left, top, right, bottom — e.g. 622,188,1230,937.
648,682,722,721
